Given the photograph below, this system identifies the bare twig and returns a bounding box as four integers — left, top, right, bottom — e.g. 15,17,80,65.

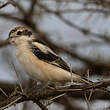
0,88,8,97
11,61,24,93
84,92,91,110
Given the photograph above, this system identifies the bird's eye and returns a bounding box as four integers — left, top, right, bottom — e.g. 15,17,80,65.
27,31,32,36
17,31,22,35
23,30,32,36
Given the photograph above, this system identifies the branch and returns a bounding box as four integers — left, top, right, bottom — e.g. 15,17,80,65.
0,80,110,109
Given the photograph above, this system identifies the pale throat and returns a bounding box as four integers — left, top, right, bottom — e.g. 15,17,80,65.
15,40,31,58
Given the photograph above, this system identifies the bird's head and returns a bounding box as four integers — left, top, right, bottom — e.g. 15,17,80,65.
8,26,34,45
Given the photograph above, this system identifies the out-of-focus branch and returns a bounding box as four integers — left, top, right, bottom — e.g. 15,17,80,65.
40,0,110,10
36,2,110,43
0,1,16,9
0,13,23,22
13,1,26,14
49,0,110,9
29,0,37,16
55,8,110,14
0,40,10,47
86,0,110,9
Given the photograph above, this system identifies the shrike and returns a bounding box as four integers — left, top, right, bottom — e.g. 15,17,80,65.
8,26,91,85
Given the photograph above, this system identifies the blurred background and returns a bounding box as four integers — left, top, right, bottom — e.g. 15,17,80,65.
0,0,110,110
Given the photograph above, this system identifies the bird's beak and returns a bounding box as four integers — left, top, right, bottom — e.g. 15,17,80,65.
7,37,11,44
7,37,15,44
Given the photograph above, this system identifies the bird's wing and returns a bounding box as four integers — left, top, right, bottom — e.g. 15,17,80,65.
30,39,72,72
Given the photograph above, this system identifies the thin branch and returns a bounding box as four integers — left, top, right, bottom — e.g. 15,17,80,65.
0,1,16,9
11,61,24,93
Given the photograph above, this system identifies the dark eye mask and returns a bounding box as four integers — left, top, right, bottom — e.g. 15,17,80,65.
17,30,32,36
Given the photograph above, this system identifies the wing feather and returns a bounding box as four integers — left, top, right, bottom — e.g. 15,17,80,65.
30,40,72,72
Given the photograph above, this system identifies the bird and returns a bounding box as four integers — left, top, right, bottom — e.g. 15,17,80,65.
7,26,92,85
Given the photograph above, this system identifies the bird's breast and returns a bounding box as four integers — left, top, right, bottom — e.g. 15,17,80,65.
15,44,44,81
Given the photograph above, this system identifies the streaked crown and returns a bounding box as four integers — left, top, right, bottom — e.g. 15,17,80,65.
9,26,32,38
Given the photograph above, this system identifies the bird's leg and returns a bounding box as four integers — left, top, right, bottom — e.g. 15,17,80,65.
37,81,60,91
34,82,51,94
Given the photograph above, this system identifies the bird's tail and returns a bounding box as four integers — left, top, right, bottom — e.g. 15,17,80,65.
71,73,93,85
81,77,93,85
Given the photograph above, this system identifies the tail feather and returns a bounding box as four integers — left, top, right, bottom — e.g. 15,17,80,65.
71,73,93,85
